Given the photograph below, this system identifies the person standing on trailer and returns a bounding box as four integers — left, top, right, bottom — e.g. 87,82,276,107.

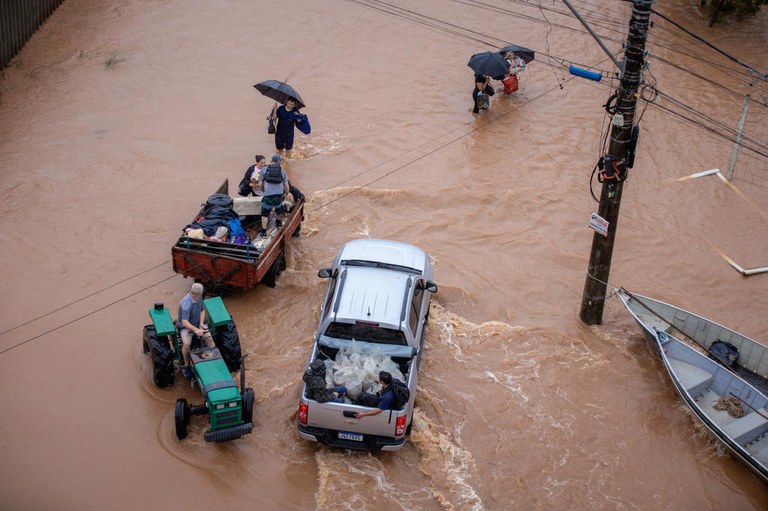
257,155,290,237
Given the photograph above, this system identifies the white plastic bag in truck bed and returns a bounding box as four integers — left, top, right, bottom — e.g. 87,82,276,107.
324,340,406,399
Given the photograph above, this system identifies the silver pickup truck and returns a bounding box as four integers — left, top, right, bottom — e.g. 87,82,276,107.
296,239,438,451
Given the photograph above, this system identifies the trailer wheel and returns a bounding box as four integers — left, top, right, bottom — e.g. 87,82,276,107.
262,251,284,288
175,398,190,440
242,388,255,424
292,224,301,237
147,326,175,388
214,322,242,372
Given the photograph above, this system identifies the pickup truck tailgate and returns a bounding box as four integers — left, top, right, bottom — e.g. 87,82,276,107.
306,402,399,438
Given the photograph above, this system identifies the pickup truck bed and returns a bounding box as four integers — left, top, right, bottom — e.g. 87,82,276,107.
298,355,412,450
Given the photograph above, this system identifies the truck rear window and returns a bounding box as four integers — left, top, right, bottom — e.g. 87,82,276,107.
324,322,407,346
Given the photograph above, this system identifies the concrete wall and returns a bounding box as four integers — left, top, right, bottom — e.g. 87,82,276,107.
1,0,65,70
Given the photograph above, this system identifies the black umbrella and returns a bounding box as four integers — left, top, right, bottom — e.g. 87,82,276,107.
467,52,510,79
498,45,535,64
253,80,306,109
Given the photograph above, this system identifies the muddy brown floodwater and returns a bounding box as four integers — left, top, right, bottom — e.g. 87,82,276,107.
1,0,767,509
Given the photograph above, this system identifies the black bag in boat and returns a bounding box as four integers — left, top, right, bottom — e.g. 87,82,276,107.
710,339,739,367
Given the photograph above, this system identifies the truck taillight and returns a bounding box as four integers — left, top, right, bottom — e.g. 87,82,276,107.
395,415,406,436
299,402,308,425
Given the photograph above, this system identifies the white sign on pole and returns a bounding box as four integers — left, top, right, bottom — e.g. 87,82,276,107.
589,213,609,237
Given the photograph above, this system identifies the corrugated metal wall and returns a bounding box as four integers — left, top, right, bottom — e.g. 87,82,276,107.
1,0,66,70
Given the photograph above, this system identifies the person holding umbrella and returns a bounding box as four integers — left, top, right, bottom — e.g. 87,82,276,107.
254,80,311,159
270,98,304,159
498,45,534,94
467,52,507,114
472,75,495,114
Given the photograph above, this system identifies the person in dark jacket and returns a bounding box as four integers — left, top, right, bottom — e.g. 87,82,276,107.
270,98,306,158
303,359,346,403
472,75,495,114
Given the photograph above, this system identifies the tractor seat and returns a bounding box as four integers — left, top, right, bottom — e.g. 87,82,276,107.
190,347,222,364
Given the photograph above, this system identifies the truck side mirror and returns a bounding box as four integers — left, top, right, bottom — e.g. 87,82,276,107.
318,268,332,278
424,281,438,293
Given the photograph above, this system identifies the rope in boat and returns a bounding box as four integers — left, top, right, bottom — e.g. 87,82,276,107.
713,396,745,418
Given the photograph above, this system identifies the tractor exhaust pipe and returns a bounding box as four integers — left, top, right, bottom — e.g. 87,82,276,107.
239,354,249,392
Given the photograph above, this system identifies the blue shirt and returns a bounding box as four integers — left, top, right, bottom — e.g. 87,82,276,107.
377,387,396,410
258,166,288,197
177,293,203,329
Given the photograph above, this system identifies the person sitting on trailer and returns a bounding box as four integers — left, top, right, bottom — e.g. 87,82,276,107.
177,282,215,378
257,155,291,237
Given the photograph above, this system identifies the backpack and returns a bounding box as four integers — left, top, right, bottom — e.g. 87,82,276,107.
264,163,283,184
388,379,410,409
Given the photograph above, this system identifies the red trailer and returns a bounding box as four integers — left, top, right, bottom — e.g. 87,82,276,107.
172,179,304,291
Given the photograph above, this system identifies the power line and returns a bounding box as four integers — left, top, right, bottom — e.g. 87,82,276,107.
651,7,768,80
0,259,171,337
0,273,180,356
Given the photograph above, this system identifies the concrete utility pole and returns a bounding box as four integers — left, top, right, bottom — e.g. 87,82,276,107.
579,0,653,325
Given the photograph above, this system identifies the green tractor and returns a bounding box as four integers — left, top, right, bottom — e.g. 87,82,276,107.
142,296,254,442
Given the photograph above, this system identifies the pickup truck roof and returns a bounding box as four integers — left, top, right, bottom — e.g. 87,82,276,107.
333,267,410,328
337,239,428,275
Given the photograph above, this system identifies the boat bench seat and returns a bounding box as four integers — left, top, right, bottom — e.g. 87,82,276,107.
643,316,671,334
668,358,713,394
723,409,768,445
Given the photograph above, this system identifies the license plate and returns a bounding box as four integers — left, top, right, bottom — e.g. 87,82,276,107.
338,431,363,442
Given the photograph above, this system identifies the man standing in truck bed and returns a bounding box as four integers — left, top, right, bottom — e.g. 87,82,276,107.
353,371,397,418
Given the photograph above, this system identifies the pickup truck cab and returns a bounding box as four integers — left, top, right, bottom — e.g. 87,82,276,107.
296,239,437,451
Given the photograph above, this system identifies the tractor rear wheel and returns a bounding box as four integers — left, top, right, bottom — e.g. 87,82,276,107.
147,326,175,388
214,322,242,372
242,388,255,424
175,398,190,440
142,325,152,354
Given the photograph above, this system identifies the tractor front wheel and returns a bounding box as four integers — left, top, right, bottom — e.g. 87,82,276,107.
242,388,255,424
175,398,190,440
